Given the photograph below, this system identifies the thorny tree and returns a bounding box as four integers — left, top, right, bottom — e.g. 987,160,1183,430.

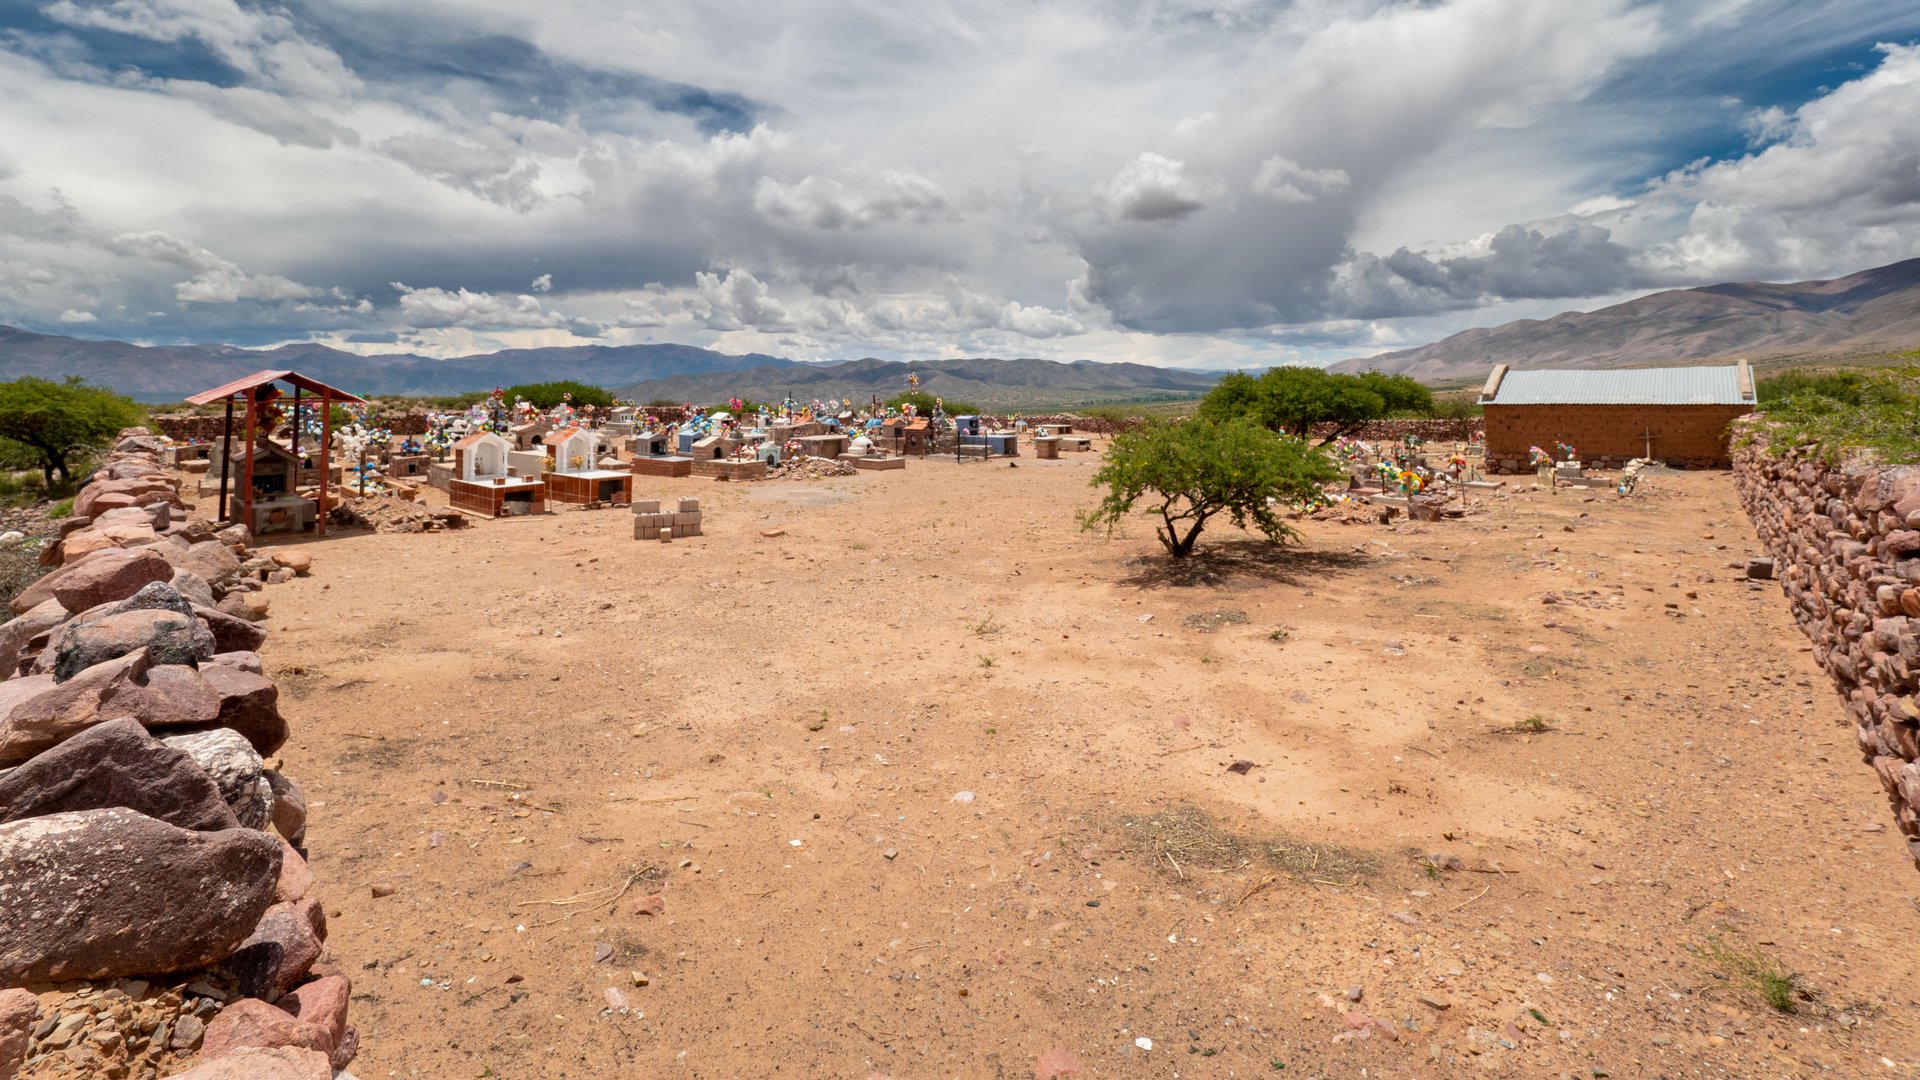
1080,419,1340,557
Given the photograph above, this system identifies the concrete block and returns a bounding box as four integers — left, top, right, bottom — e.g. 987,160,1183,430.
678,497,700,513
632,499,660,514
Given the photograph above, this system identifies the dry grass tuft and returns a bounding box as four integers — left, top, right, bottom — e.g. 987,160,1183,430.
1117,804,1379,883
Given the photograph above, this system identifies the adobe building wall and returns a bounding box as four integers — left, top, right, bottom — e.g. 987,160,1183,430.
1734,430,1920,868
1485,403,1751,473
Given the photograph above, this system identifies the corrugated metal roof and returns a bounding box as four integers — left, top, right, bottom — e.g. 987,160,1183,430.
185,369,367,405
1482,365,1750,406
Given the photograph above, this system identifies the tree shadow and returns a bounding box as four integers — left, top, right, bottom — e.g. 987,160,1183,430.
1117,539,1370,590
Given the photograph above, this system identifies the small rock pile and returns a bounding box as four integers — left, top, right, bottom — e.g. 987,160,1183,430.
764,455,857,480
326,493,466,533
1733,431,1920,867
0,429,356,1080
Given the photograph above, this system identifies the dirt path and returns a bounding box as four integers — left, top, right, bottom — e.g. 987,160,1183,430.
256,454,1920,1078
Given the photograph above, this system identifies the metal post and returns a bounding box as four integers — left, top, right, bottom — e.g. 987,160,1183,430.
240,390,258,537
216,397,235,523
317,392,332,538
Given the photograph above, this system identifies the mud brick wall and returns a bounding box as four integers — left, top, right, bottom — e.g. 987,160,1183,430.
1308,418,1484,443
1485,403,1751,473
151,415,231,442
1733,433,1920,867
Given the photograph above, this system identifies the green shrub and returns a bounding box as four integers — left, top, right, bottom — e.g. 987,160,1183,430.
0,377,146,486
1197,367,1432,442
503,381,615,410
1749,366,1920,464
1079,419,1340,557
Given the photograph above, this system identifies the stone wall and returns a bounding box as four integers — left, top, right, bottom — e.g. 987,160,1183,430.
155,412,431,442
0,430,357,1076
1487,403,1751,473
1733,431,1920,867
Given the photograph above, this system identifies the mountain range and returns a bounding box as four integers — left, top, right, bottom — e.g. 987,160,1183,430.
616,356,1220,409
0,324,1221,408
1331,256,1920,381
0,327,794,402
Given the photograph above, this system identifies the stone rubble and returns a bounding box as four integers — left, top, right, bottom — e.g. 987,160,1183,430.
0,428,358,1080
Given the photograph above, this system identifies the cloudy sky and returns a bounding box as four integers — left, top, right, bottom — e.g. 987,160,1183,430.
2,0,1918,368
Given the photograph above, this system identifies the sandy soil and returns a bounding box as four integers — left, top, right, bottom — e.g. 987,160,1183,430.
248,449,1920,1079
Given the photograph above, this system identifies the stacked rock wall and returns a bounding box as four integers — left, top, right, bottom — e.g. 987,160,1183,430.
0,429,355,1079
1733,430,1920,867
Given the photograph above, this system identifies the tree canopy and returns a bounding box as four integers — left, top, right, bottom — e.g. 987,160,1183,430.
1197,367,1432,442
887,391,979,416
0,377,146,487
503,381,616,410
1079,419,1341,557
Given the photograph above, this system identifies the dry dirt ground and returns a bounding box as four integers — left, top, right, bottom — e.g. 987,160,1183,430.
248,449,1920,1079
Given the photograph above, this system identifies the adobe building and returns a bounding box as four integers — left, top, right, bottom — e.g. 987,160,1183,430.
1479,362,1756,472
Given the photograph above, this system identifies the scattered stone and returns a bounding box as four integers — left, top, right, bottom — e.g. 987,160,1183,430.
1344,985,1364,1002
0,808,280,982
169,1013,207,1051
369,883,396,898
269,551,312,576
630,894,665,917
1744,556,1776,580
1418,993,1453,1011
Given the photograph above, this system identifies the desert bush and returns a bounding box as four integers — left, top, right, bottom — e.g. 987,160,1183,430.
1198,367,1432,442
1080,419,1340,557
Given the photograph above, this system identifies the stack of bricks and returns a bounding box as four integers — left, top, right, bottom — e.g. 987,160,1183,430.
633,497,703,541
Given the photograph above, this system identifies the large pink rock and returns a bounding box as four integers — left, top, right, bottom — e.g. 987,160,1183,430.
198,999,328,1061
72,476,174,521
222,898,326,999
161,1044,332,1079
171,541,242,586
278,975,355,1068
0,649,151,766
194,665,287,755
44,606,215,681
194,606,267,654
0,808,281,982
50,547,172,613
0,987,37,1080
272,836,311,903
0,599,68,680
0,717,239,832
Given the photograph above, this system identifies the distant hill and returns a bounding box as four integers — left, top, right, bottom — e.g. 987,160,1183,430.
1330,257,1920,382
0,326,793,402
0,324,1223,408
619,356,1222,410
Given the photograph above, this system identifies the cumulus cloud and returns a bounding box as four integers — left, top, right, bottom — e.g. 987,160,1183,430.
1250,156,1349,204
58,308,95,323
753,171,950,229
391,283,571,329
1099,153,1220,224
2,0,1919,362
